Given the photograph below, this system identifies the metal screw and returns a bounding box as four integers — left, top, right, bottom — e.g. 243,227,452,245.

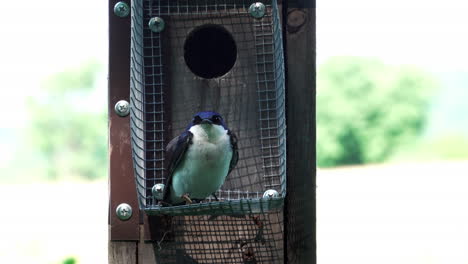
152,183,165,200
148,17,165,33
114,2,130,17
263,189,279,199
116,203,133,221
114,100,130,117
249,2,266,19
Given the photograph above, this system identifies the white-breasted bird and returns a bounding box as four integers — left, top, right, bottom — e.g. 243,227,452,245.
162,111,238,205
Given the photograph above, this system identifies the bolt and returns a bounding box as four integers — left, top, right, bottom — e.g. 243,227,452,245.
114,2,130,18
152,184,165,200
263,189,279,199
148,17,165,33
116,203,133,221
249,2,266,19
114,100,130,117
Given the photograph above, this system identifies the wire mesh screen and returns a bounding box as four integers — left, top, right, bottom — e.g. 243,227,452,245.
152,213,284,263
130,0,286,216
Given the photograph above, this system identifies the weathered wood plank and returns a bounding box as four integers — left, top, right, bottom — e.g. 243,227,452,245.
109,225,159,264
109,241,138,264
138,242,158,264
139,227,158,263
284,4,317,264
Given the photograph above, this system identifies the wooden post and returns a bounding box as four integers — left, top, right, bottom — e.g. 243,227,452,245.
284,0,316,263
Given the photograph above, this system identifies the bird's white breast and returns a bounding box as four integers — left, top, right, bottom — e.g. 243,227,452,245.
170,124,233,203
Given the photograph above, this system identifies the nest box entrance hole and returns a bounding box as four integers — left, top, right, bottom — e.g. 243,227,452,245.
184,24,237,79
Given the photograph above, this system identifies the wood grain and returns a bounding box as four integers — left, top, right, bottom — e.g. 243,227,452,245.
109,241,137,264
138,227,158,263
284,5,316,264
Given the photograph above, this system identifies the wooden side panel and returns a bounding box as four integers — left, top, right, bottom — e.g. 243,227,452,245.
109,0,139,241
284,4,317,264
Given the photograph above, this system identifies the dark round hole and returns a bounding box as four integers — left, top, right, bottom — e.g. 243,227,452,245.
184,24,237,79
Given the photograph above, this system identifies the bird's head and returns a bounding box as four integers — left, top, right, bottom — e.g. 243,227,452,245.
187,111,228,139
189,111,227,129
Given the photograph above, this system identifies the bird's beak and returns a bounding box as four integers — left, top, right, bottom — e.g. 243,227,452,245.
200,119,213,125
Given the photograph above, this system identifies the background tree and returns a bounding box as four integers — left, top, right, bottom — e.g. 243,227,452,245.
27,60,107,180
317,56,436,167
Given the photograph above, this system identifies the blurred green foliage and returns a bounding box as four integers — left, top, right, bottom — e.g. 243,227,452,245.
61,257,77,264
317,56,436,167
391,133,468,162
27,60,107,180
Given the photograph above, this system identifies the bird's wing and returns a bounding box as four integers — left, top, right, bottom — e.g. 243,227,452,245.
163,130,193,203
227,130,239,175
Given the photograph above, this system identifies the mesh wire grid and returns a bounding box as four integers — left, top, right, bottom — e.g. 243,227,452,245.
152,213,284,263
130,0,286,216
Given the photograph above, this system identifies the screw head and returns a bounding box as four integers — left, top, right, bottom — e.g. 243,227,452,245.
148,17,165,33
114,2,130,18
249,2,266,19
116,203,133,221
152,184,165,200
263,189,279,199
114,100,130,117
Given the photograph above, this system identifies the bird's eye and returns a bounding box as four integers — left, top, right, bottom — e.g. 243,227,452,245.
193,116,202,124
212,115,221,124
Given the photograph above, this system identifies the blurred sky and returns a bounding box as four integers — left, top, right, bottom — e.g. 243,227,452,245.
0,0,108,128
0,0,108,164
317,0,468,138
318,0,468,71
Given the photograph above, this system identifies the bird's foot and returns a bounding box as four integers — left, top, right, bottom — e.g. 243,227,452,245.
211,192,219,201
181,193,193,204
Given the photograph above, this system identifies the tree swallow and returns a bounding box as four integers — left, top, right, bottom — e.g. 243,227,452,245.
163,111,238,205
